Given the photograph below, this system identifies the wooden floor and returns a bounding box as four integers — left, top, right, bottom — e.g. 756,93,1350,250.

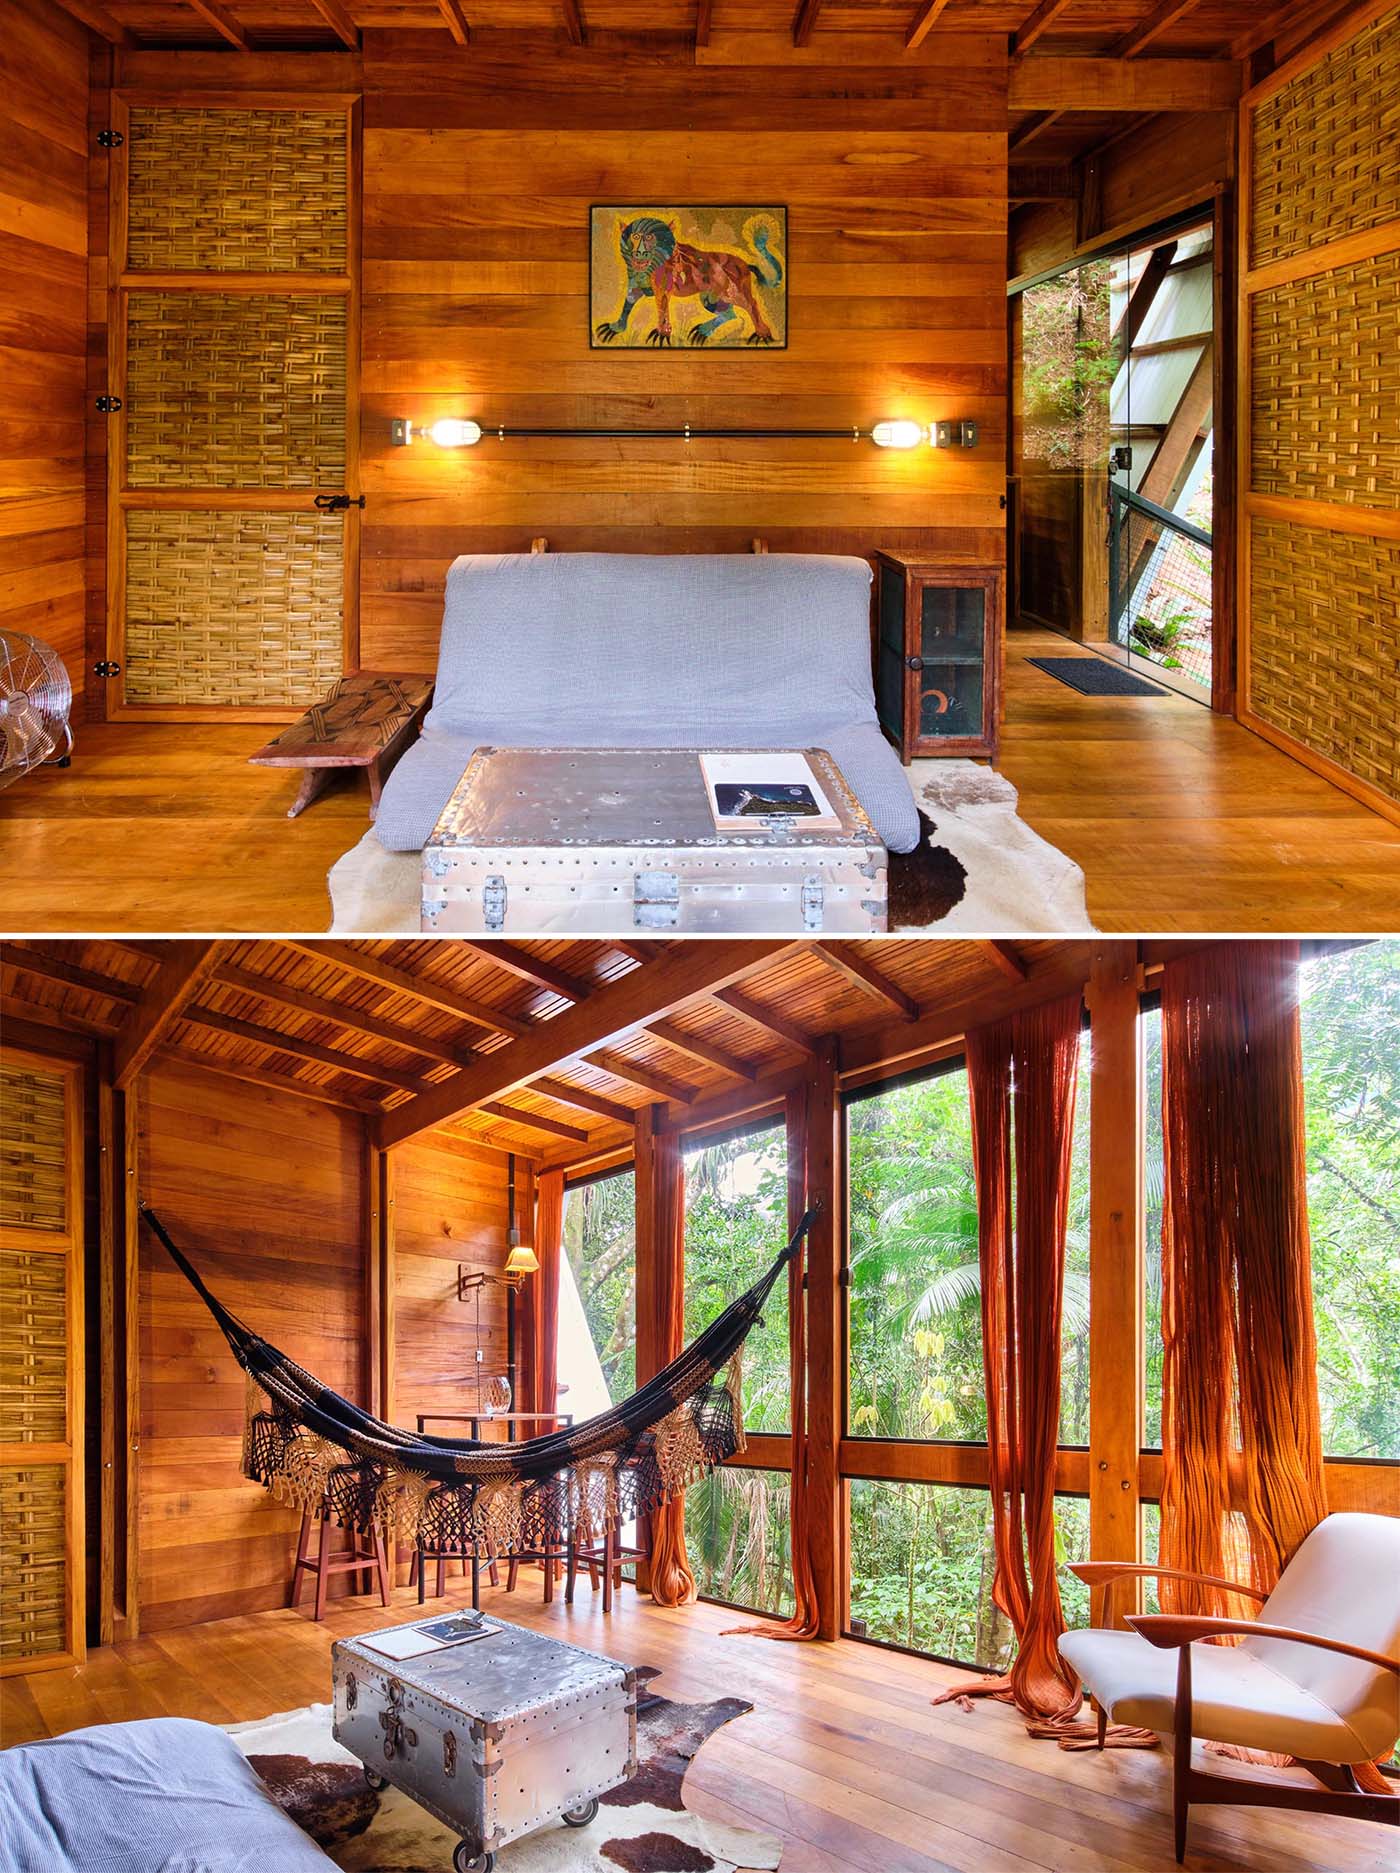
2,628,1398,933
0,1579,1389,1873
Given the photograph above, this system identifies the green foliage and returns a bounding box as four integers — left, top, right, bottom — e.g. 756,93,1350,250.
563,1170,637,1402
686,1466,795,1618
1021,263,1116,468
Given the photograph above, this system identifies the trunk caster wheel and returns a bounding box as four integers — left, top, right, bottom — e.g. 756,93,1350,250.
363,1767,388,1791
453,1848,494,1873
563,1799,600,1827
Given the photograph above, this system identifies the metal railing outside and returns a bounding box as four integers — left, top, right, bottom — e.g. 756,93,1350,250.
1109,484,1212,692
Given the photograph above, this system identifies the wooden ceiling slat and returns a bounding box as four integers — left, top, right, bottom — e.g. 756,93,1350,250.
287,942,531,1039
981,941,1028,982
208,959,476,1068
582,1048,700,1105
113,943,223,1090
159,1042,379,1113
1112,0,1203,57
3,947,145,1004
182,1005,423,1094
810,943,920,1020
51,0,132,42
480,1101,589,1143
1012,0,1077,57
186,0,249,47
711,984,821,1057
530,1075,636,1126
456,940,597,1003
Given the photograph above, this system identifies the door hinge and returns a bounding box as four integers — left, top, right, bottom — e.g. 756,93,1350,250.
95,395,122,414
97,129,124,148
483,874,507,932
634,870,679,930
94,660,121,678
313,493,365,512
801,872,824,932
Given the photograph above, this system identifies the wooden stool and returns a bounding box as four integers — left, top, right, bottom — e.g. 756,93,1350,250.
249,671,433,821
410,1543,500,1604
567,1527,648,1614
504,1534,575,1605
290,1501,391,1621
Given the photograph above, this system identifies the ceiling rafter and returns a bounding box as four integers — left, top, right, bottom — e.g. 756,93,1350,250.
481,1101,588,1143
3,945,144,1004
529,1075,636,1127
181,1005,427,1095
583,1048,700,1105
561,0,586,45
1111,0,1203,58
457,940,597,1003
376,940,792,1147
306,0,359,47
114,943,223,1090
980,941,1028,983
436,0,470,47
49,0,131,42
1012,0,1077,57
644,1017,758,1083
187,0,249,48
905,0,953,51
209,959,477,1069
711,985,821,1057
285,941,531,1039
792,0,823,47
809,943,920,1021
1009,109,1063,152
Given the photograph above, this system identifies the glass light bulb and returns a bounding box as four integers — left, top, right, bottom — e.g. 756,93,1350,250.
428,418,483,448
871,420,925,450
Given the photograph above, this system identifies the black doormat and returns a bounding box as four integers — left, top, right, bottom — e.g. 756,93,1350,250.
1028,656,1167,698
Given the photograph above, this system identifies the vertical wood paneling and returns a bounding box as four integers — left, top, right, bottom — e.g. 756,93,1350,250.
135,1058,364,1631
359,30,1008,669
0,0,89,699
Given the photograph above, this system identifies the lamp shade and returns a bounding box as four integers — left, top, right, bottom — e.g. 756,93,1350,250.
504,1244,540,1277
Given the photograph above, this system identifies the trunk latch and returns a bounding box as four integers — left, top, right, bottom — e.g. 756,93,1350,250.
634,870,679,929
483,873,507,930
801,873,824,930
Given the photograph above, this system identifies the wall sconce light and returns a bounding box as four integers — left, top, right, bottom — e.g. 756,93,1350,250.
391,416,980,449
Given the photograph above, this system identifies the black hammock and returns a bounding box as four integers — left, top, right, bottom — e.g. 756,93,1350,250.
141,1203,814,1555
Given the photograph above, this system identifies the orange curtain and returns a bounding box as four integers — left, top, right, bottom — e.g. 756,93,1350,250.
933,994,1084,1721
645,1127,697,1607
528,1169,564,1422
1159,939,1329,1601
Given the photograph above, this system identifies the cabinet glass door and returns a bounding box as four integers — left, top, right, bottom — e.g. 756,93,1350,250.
876,563,908,746
915,584,985,743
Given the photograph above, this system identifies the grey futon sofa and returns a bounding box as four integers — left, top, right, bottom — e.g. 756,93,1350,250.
373,552,921,854
0,1717,337,1873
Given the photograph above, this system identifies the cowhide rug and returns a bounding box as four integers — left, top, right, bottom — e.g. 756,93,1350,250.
327,760,1091,934
228,1689,780,1873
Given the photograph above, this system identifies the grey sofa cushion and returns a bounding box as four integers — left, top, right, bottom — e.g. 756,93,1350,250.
0,1717,338,1873
373,552,919,853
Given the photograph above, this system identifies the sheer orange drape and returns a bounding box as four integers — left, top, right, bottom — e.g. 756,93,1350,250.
933,994,1084,1721
528,1168,564,1421
644,1128,697,1607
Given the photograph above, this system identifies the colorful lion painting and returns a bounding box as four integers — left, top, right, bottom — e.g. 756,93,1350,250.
590,205,787,350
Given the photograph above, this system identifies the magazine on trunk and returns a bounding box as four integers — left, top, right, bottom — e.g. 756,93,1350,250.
699,752,840,833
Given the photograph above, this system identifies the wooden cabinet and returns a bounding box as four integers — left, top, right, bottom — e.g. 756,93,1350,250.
872,555,1003,763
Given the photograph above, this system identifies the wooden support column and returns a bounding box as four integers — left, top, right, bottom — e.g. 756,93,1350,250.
121,1081,141,1641
96,1051,117,1647
1084,942,1145,1623
364,1131,387,1419
803,1044,844,1640
632,1103,664,1594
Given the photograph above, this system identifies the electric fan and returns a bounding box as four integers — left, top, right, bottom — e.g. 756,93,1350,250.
0,630,73,791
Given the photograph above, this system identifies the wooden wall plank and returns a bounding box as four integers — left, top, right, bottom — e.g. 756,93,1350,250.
0,0,90,703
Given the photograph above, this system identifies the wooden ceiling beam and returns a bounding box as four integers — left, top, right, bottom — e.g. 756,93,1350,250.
182,1006,428,1094
980,941,1028,983
114,943,223,1089
3,945,144,1004
306,0,359,47
377,940,791,1148
1009,109,1063,152
904,0,952,50
530,1075,636,1127
187,0,249,48
457,941,595,1003
284,941,531,1039
711,985,822,1057
582,1048,700,1105
436,0,470,46
792,0,823,47
480,1102,589,1143
209,960,477,1069
1111,0,1202,58
158,1042,381,1113
1010,58,1242,110
810,943,920,1021
48,0,131,42
1012,0,1076,57
644,1017,759,1083
561,0,586,45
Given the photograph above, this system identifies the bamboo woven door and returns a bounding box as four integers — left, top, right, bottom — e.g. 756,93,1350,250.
1237,2,1400,821
0,1049,85,1675
105,99,359,720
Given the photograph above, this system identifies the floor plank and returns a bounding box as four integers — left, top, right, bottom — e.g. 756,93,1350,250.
0,1578,1390,1873
0,628,1397,933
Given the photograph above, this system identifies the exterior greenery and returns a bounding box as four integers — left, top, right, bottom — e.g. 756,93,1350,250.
562,1169,637,1403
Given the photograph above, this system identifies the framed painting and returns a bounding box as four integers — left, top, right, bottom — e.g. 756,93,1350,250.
590,205,788,350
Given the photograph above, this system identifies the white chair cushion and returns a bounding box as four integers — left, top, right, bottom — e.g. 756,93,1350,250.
1059,1628,1384,1763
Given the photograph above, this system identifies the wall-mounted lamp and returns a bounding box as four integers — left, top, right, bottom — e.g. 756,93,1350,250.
391,416,980,449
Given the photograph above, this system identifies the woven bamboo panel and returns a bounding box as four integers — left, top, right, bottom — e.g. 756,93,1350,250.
127,109,347,273
0,1466,67,1662
0,1065,67,1233
124,511,344,706
126,294,346,489
1250,4,1400,268
0,1251,66,1444
1249,518,1400,801
1252,251,1400,510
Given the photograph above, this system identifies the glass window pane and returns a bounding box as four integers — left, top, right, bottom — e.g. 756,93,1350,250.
686,1465,794,1618
560,1171,636,1408
1300,940,1400,1459
1059,1044,1093,1446
684,1122,790,1435
1143,1003,1164,1449
847,1481,1090,1668
848,1067,986,1441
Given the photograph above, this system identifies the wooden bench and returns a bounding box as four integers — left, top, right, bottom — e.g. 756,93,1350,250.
249,671,433,821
